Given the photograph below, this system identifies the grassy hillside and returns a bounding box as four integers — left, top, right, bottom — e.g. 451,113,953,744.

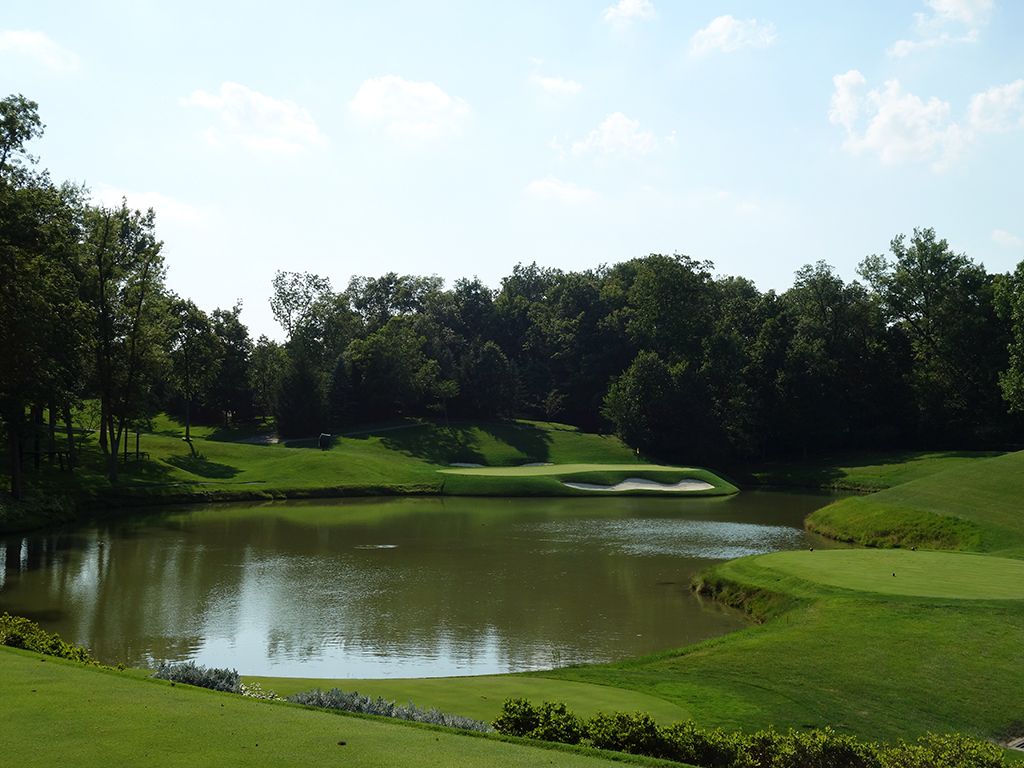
806,450,1024,555
740,449,1003,492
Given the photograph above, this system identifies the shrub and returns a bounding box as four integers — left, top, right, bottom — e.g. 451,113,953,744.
531,701,585,745
152,661,240,693
659,720,744,767
0,613,95,664
781,726,879,768
493,697,540,737
879,733,1005,768
289,688,490,732
587,711,666,757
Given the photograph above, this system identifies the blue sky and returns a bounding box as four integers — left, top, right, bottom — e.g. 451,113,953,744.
3,0,1023,339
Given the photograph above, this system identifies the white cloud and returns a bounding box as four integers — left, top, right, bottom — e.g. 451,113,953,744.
993,229,1024,249
525,176,598,204
181,82,325,154
571,112,658,157
532,74,583,95
828,69,867,134
0,30,78,72
827,71,1024,170
92,184,206,224
602,0,656,26
350,75,471,141
968,80,1024,133
829,74,967,169
923,0,992,27
889,0,991,57
689,15,777,57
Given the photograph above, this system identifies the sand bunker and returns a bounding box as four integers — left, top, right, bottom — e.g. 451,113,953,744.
563,478,715,492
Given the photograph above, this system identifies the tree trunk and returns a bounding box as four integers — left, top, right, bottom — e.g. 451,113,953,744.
105,412,119,482
31,403,43,470
185,398,192,442
63,404,76,471
8,421,23,499
47,404,57,462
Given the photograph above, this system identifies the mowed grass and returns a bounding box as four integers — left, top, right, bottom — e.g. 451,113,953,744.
248,674,689,723
440,464,736,497
728,549,1024,600
806,450,1024,556
0,647,683,768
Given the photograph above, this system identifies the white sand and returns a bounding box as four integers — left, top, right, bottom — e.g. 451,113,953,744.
563,477,715,492
522,462,553,467
449,462,484,468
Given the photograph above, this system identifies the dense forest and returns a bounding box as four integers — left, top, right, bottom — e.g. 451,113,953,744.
4,93,1024,498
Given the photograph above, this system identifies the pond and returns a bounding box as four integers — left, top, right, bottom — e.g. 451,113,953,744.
0,492,836,678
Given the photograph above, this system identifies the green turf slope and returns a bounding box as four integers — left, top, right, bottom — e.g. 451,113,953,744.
806,450,1024,555
0,647,681,768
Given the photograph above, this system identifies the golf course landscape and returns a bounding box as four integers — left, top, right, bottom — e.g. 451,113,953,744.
2,418,1023,767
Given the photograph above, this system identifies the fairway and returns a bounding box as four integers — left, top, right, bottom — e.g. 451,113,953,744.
748,549,1024,600
0,648,660,768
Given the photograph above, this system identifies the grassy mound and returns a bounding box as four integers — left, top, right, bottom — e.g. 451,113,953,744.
742,450,1003,492
733,549,1024,600
806,450,1024,556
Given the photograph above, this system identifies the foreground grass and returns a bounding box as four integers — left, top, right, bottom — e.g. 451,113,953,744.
0,647,681,768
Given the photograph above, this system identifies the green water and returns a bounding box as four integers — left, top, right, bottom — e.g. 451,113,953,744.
0,492,834,678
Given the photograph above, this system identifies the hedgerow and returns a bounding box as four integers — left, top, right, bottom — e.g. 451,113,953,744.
0,613,95,664
492,698,1007,768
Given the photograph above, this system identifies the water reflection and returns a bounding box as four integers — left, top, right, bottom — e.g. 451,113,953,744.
0,493,834,677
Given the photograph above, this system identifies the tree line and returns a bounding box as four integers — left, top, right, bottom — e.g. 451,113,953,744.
3,93,1024,498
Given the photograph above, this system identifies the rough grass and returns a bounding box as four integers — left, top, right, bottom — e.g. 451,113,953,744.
0,646,678,768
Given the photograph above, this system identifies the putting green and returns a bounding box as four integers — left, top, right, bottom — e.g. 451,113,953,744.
749,549,1024,600
438,463,696,476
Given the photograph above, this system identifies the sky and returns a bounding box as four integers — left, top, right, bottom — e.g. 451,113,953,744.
3,0,1023,340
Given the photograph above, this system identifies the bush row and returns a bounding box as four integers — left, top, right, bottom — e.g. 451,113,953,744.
152,660,241,693
0,613,96,664
288,688,490,732
492,699,1007,768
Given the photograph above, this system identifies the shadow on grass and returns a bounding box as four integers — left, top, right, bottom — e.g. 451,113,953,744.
376,420,553,465
165,454,241,479
476,421,552,462
381,424,486,465
734,449,1003,489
